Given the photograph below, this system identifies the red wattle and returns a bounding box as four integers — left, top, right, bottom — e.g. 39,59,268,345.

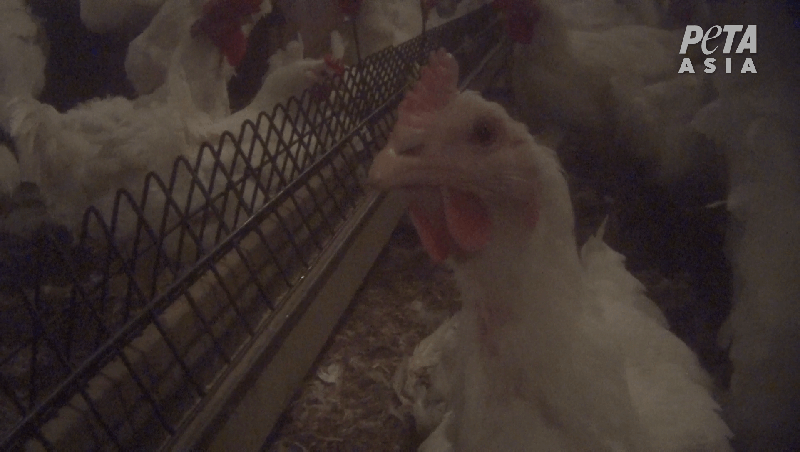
443,187,491,253
223,29,247,67
409,201,451,263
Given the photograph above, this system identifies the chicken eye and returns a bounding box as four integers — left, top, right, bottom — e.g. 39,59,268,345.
470,118,497,147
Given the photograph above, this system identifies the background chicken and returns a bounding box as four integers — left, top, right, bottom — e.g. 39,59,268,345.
496,1,799,448
495,0,731,379
690,2,800,449
200,37,346,208
0,0,47,103
495,0,713,186
125,0,271,118
0,0,47,198
2,7,341,258
394,311,461,443
271,0,491,67
609,68,713,184
370,49,731,451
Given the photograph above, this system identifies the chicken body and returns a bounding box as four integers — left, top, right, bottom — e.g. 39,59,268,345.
396,311,461,440
0,0,47,196
0,0,47,103
276,0,347,59
690,3,800,447
202,37,346,197
713,113,800,452
272,0,489,68
500,0,713,185
279,0,437,64
507,0,678,133
370,49,731,451
5,85,204,235
4,36,341,251
4,0,256,234
610,69,711,183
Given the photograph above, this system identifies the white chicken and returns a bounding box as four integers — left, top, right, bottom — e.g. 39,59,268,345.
349,0,491,59
3,30,342,257
711,113,800,452
498,0,679,129
278,0,491,67
352,0,429,59
0,0,47,102
210,35,344,132
125,0,271,118
496,0,709,184
276,0,421,65
78,0,167,35
0,0,47,197
200,36,346,200
369,49,731,451
395,311,461,441
275,0,347,59
3,0,267,229
610,69,712,184
543,0,710,33
4,79,208,240
690,3,800,449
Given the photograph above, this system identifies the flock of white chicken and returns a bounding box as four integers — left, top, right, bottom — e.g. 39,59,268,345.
383,0,798,451
0,0,301,248
0,0,797,450
0,0,490,257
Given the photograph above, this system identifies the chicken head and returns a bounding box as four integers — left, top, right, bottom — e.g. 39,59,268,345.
368,49,549,263
191,0,264,67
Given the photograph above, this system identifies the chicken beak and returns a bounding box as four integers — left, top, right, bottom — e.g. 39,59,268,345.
367,125,429,189
367,137,540,237
367,141,494,261
367,140,429,190
366,145,400,189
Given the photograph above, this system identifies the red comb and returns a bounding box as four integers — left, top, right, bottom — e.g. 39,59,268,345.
396,48,459,131
324,54,346,76
191,0,264,66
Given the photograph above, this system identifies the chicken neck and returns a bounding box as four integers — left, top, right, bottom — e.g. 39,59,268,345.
446,173,647,450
